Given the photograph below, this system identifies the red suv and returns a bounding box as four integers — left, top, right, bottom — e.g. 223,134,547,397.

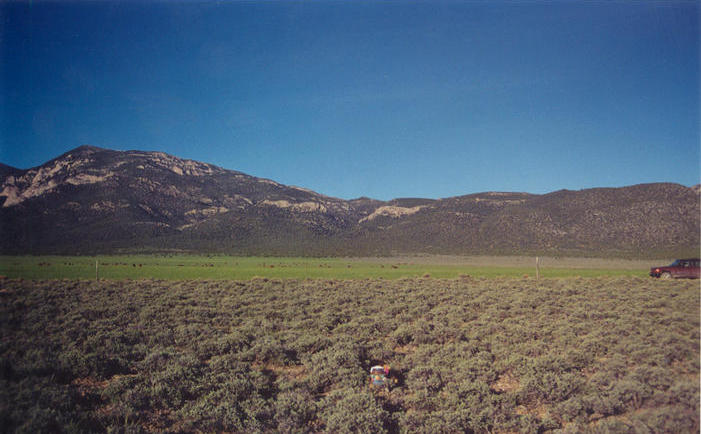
649,258,700,279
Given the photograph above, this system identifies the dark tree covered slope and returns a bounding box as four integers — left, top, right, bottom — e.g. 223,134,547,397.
1,146,698,257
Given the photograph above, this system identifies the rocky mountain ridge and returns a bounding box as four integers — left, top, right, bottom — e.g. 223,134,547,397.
1,146,698,257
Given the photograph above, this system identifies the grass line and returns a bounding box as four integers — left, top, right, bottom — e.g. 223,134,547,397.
0,255,651,280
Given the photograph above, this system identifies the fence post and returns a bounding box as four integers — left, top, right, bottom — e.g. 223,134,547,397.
95,259,99,281
535,256,540,280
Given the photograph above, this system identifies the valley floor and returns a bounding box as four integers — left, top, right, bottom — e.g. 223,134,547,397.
1,277,698,432
0,254,669,280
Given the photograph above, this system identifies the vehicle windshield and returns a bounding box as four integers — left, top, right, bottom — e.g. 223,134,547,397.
669,260,682,267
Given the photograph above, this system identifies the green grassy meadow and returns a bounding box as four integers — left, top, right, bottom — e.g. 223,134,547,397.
0,255,654,280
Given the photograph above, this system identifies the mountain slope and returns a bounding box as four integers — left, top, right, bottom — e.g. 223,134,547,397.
1,146,698,257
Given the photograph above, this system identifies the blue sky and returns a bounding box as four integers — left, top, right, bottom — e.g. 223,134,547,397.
1,1,698,200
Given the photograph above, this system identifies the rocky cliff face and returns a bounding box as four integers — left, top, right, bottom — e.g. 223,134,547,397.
1,146,698,257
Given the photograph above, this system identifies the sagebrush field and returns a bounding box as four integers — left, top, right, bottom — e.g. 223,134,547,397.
1,277,698,433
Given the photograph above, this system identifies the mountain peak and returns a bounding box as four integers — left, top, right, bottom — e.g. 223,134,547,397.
66,145,105,156
47,145,107,164
0,146,698,257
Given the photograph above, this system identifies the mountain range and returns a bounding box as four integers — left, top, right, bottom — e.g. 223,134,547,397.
1,145,698,257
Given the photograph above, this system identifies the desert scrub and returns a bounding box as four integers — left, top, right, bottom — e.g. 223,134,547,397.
0,276,698,432
321,389,391,432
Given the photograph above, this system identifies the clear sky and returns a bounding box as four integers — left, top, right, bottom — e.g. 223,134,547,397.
1,1,699,200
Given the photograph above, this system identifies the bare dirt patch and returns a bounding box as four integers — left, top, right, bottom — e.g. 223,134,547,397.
490,371,520,393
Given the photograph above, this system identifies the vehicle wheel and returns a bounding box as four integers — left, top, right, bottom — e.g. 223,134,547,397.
661,272,672,280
